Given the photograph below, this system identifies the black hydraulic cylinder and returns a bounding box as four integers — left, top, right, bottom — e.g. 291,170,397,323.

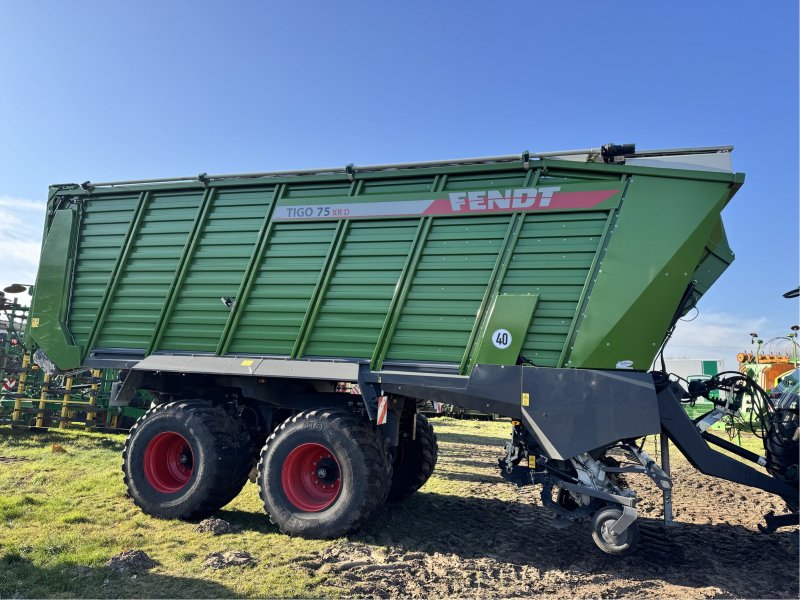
657,381,798,503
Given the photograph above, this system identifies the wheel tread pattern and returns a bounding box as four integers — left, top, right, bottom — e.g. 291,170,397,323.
256,408,392,538
122,400,252,520
388,413,438,501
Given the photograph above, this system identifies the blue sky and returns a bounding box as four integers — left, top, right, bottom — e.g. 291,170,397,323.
0,1,797,369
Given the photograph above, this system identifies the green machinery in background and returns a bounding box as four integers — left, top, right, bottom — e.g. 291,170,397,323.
0,290,146,430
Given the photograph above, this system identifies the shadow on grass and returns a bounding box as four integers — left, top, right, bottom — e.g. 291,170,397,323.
434,430,508,448
218,507,279,534
0,555,241,599
449,457,502,470
353,491,798,598
0,427,125,452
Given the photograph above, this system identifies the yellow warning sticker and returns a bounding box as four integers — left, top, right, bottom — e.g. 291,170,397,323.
31,318,40,328
521,392,530,407
527,455,536,468
240,360,254,366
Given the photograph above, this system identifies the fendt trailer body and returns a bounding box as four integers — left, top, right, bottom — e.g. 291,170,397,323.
26,144,798,554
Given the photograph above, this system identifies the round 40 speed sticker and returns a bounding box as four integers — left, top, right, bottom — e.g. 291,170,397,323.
491,328,512,350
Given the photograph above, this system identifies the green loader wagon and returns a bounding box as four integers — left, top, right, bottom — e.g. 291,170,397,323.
24,143,798,554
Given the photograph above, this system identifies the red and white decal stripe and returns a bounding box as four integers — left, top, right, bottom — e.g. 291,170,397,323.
377,395,388,426
272,188,620,221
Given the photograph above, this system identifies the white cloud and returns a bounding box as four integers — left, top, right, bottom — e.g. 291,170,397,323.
664,310,772,371
0,195,46,302
0,196,46,212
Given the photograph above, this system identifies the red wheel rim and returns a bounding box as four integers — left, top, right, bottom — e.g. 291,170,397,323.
281,443,341,512
143,432,194,493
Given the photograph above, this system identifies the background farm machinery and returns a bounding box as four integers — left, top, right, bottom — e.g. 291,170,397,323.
0,290,146,430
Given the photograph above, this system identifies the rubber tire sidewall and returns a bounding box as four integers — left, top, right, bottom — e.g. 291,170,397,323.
590,507,639,556
765,408,799,511
387,413,438,501
765,408,799,478
123,402,250,520
259,412,381,538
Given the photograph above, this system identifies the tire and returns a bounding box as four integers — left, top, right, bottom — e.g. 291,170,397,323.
590,506,640,556
765,407,799,511
388,413,438,501
122,400,252,520
257,408,391,539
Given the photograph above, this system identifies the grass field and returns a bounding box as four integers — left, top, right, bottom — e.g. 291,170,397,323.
0,419,513,598
0,419,791,599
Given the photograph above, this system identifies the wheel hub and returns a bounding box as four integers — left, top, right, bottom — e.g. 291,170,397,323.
601,521,625,544
281,443,341,512
143,431,194,494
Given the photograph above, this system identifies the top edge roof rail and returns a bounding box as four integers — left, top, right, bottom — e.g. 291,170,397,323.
74,144,734,190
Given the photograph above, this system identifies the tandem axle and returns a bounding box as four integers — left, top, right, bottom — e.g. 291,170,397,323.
103,354,800,555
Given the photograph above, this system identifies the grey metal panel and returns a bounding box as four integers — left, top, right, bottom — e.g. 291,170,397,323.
84,348,147,370
521,367,660,460
626,152,733,173
377,364,522,417
254,359,359,380
131,354,359,380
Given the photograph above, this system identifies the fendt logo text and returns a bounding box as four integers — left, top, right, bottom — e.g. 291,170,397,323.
448,187,561,212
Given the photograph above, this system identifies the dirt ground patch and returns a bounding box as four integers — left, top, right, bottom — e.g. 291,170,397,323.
298,418,799,599
105,550,157,573
0,419,796,598
0,456,31,463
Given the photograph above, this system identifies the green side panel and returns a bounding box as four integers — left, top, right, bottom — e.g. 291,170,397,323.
96,191,203,348
502,211,608,367
29,207,82,368
283,181,351,200
360,176,436,196
227,221,339,355
692,218,735,298
568,176,736,369
158,188,273,352
68,196,140,348
702,360,719,376
385,216,510,363
444,170,527,191
302,220,419,358
474,294,539,365
38,157,743,373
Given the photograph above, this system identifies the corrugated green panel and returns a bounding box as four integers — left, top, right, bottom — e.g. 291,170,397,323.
361,176,435,196
227,221,338,355
68,196,140,347
445,171,527,191
537,169,622,183
284,181,351,199
44,157,741,374
502,211,608,367
302,219,419,358
386,216,510,363
158,188,273,351
96,192,202,348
